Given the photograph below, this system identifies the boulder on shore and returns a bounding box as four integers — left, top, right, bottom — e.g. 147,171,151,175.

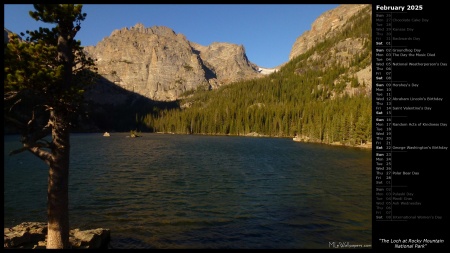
4,222,111,249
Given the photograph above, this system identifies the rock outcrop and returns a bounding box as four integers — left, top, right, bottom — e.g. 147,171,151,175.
289,4,368,61
84,23,261,101
4,28,11,44
4,28,23,45
4,222,110,249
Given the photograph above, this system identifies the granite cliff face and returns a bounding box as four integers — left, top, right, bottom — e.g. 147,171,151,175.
289,4,372,98
289,4,368,61
189,41,260,89
84,23,260,101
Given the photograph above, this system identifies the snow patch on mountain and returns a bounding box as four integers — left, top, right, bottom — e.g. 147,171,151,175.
258,67,278,75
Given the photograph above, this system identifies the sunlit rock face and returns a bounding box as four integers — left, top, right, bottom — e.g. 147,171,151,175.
84,23,261,102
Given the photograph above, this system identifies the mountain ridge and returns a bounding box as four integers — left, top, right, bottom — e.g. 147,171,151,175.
83,23,263,102
4,4,372,139
5,4,370,103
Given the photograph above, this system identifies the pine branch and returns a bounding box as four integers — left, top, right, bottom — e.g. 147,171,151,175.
28,146,53,166
10,141,53,166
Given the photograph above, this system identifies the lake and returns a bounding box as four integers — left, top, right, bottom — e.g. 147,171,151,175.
4,133,372,249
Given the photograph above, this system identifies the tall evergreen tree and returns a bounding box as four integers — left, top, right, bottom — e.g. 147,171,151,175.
4,4,95,249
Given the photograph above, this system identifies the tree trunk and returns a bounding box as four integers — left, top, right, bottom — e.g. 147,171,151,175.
46,109,71,249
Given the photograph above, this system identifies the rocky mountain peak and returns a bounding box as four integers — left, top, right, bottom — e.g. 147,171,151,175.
111,23,175,34
84,24,262,102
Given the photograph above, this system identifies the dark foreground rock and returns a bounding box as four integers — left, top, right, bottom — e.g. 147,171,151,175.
4,222,110,249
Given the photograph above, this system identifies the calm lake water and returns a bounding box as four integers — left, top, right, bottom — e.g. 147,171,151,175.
4,133,372,249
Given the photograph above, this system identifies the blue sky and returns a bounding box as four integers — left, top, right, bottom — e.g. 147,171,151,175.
4,4,340,68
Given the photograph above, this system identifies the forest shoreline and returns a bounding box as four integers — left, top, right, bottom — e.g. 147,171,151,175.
152,131,373,150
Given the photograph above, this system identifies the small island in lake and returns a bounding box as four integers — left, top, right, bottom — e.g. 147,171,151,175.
129,130,142,138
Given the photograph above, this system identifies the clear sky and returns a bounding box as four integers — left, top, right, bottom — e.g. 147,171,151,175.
4,4,340,68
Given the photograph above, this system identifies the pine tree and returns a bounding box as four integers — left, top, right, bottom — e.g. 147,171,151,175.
4,4,95,249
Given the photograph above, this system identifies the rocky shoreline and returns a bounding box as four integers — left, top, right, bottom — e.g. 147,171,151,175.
293,135,372,149
4,222,110,249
